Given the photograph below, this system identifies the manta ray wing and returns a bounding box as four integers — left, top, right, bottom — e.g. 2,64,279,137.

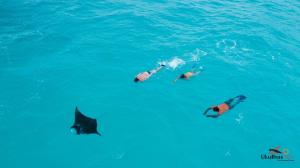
72,107,101,135
75,107,93,124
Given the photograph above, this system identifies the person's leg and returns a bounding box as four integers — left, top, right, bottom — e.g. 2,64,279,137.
236,95,246,101
149,65,163,75
225,98,234,106
228,95,247,109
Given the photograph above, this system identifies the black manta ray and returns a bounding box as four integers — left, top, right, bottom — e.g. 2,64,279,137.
71,107,101,136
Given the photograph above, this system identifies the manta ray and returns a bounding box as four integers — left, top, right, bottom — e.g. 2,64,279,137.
71,107,101,136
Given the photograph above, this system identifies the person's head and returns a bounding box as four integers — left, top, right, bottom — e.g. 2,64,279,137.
213,106,219,112
134,77,139,82
179,74,186,79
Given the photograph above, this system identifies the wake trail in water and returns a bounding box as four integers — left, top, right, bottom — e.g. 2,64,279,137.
216,39,237,52
158,48,207,70
216,39,255,66
165,57,185,70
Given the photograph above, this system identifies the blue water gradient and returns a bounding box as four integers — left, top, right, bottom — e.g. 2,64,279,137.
1,0,300,167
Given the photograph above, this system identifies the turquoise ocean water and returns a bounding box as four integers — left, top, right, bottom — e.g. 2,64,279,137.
1,0,300,167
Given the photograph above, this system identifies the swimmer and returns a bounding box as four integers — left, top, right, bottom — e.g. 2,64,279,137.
134,63,166,82
203,95,246,118
173,67,202,83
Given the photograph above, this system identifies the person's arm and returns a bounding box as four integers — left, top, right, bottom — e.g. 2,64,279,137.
191,66,203,74
203,107,212,115
173,76,180,83
155,64,166,72
206,114,219,118
150,64,165,75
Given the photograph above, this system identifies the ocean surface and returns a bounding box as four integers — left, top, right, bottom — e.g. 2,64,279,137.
1,0,300,167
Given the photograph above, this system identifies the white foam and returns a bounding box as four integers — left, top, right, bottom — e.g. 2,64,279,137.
165,57,185,70
184,48,207,62
216,39,237,51
235,113,244,124
191,48,207,61
159,48,206,70
271,55,276,61
241,48,251,51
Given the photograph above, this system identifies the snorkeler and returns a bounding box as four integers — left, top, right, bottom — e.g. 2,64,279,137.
134,63,166,82
203,95,246,118
173,66,202,83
